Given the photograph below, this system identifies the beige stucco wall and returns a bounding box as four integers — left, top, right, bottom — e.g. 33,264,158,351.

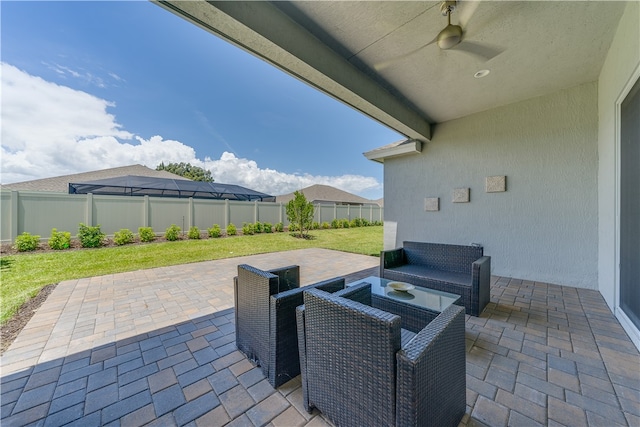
597,1,640,310
384,82,599,288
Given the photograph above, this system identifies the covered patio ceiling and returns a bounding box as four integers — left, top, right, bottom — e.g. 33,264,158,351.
153,1,626,143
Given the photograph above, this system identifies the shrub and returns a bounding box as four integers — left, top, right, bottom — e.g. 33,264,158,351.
208,224,222,238
263,222,273,233
188,226,201,239
15,232,40,252
321,222,331,229
312,222,320,230
352,217,363,227
361,218,370,227
227,223,237,236
165,224,181,241
138,227,155,242
254,222,263,233
242,223,254,235
114,228,135,246
331,219,340,229
274,222,284,232
48,228,71,250
78,223,105,248
288,223,299,232
340,219,350,229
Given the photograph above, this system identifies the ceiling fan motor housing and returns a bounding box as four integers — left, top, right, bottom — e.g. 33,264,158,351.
437,24,463,49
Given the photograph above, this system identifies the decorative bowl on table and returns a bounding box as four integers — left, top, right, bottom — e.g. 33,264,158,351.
388,282,415,292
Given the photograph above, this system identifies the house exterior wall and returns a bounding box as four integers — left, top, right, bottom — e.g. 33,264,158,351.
597,1,640,310
384,82,599,288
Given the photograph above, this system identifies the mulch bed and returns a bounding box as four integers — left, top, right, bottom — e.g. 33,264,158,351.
0,235,181,256
1,283,58,354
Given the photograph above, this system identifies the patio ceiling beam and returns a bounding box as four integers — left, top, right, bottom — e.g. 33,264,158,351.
153,0,432,142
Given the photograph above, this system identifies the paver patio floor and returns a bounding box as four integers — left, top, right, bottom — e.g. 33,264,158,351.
1,248,639,426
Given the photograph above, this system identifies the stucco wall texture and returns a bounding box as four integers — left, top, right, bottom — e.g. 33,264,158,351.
384,82,599,289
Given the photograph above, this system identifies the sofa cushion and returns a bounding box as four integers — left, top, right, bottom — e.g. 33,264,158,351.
389,265,471,287
403,241,483,274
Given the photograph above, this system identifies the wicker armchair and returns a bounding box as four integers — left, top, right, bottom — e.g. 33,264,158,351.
296,283,466,427
234,264,345,388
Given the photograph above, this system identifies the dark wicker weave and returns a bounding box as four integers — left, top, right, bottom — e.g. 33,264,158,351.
234,264,345,388
296,285,466,427
381,241,491,316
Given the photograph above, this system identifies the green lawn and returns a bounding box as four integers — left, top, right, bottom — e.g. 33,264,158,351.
0,227,383,324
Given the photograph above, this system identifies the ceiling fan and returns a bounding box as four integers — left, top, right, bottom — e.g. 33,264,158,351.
374,0,503,70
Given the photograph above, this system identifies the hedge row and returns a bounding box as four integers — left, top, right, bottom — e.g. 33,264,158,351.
12,218,383,252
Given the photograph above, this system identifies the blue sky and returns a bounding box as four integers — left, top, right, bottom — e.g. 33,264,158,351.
1,1,402,199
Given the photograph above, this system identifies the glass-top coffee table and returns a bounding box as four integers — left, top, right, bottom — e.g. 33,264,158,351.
347,276,461,332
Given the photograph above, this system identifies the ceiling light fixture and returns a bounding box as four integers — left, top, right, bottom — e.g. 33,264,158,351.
474,69,490,78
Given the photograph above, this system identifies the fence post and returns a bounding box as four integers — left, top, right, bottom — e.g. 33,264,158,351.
10,191,19,241
333,204,337,222
224,199,229,228
254,200,258,222
189,197,194,229
143,195,150,227
279,203,283,224
86,193,93,225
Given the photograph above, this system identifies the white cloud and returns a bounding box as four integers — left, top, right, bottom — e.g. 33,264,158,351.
44,62,109,88
201,152,380,196
1,63,381,197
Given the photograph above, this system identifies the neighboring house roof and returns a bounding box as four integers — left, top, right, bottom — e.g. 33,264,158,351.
1,164,187,193
69,175,275,202
276,184,380,206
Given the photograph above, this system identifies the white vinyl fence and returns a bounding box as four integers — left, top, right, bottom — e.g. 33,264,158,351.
0,190,383,242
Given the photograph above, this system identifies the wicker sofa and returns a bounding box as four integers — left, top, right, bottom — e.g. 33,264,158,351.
380,241,491,316
234,264,345,388
296,283,467,427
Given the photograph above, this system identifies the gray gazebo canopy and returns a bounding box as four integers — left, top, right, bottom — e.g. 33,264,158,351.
68,175,275,202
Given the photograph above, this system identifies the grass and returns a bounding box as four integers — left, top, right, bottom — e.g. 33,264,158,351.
0,226,383,324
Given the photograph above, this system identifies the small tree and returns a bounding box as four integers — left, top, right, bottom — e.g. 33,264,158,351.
285,191,315,238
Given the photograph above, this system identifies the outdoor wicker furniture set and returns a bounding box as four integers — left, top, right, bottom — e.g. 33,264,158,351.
380,241,491,316
234,260,467,427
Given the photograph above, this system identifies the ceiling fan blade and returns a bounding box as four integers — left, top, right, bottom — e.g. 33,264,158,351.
457,0,481,29
373,36,438,71
454,41,503,61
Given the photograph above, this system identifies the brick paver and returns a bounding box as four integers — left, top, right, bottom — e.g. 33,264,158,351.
2,249,639,426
